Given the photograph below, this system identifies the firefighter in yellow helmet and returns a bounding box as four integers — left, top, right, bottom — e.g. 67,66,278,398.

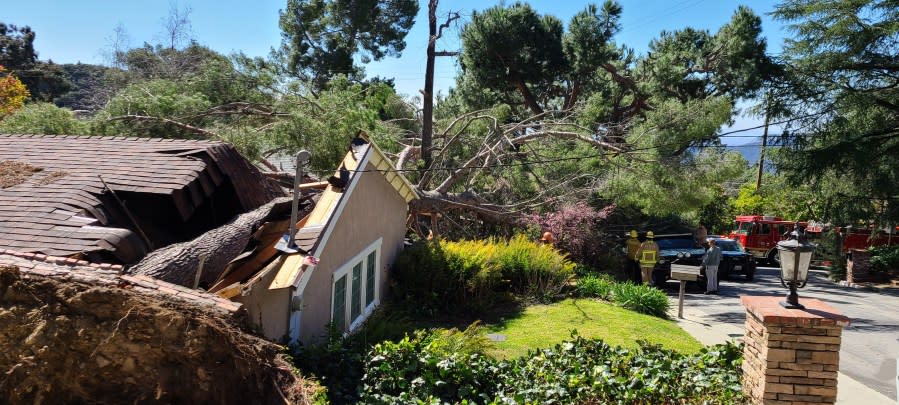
625,230,642,283
636,231,660,285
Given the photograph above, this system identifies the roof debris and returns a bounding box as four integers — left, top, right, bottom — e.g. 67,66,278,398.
0,160,42,188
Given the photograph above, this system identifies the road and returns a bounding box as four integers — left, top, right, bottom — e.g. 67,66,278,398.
661,265,899,403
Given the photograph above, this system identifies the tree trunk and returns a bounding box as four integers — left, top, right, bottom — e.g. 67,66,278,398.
515,80,544,115
422,0,439,171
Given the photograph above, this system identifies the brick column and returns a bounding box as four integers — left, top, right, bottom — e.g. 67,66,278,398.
741,296,850,405
846,249,872,284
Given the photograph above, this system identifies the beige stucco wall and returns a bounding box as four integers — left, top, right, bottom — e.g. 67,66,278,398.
235,258,291,341
298,161,409,343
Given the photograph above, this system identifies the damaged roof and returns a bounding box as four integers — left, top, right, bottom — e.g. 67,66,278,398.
268,136,418,290
0,135,281,263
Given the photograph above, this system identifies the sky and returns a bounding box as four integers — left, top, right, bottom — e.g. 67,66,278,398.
5,0,790,145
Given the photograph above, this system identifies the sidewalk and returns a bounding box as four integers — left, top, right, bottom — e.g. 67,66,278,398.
670,304,896,405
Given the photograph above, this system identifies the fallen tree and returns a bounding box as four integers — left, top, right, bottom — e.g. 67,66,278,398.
0,264,317,404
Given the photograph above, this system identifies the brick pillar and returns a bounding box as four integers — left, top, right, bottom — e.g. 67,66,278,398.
846,249,872,284
741,296,850,404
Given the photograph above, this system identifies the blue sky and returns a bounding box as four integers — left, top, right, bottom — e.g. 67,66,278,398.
6,0,789,144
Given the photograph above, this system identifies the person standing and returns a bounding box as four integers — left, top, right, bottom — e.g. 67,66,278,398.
636,231,659,285
625,230,642,283
702,239,722,294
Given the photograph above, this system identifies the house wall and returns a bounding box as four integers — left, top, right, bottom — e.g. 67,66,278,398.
235,259,291,341
298,162,409,343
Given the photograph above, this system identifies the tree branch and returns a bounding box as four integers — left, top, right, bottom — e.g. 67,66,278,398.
107,115,218,138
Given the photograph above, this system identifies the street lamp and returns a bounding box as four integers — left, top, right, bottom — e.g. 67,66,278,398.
776,224,817,309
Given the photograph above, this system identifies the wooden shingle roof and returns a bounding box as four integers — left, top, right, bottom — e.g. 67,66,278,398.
0,135,281,262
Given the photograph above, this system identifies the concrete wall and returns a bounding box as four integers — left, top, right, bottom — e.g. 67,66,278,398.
298,162,409,343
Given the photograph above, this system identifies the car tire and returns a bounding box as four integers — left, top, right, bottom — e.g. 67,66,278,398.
767,249,780,266
746,266,755,281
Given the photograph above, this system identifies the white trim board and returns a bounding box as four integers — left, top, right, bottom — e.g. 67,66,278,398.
294,145,373,292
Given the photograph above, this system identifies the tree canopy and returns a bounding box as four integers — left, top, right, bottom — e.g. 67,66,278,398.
278,0,419,89
770,0,899,225
6,0,894,235
0,22,71,101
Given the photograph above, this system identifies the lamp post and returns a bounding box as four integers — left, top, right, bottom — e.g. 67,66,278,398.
776,224,817,309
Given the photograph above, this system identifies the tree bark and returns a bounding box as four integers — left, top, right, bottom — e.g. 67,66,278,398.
515,80,544,115
422,1,460,172
422,0,439,171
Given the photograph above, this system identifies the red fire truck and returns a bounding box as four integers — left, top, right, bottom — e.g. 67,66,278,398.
727,215,896,264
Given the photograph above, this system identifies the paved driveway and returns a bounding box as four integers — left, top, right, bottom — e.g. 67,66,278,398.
661,265,899,403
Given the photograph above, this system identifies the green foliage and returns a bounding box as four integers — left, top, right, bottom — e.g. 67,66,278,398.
819,230,848,281
56,63,120,111
266,77,411,172
0,22,72,101
293,308,417,405
611,282,671,317
362,325,499,405
93,79,211,138
391,237,575,314
279,0,419,89
869,245,899,273
770,0,899,227
731,175,822,221
575,273,615,300
0,102,87,134
698,187,736,235
457,235,575,300
361,332,746,404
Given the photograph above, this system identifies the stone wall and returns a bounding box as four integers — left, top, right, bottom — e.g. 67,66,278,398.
741,296,850,405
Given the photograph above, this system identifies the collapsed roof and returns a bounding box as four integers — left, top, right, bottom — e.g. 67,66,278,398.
0,135,282,264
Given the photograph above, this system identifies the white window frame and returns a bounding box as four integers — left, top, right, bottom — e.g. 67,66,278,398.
330,238,382,333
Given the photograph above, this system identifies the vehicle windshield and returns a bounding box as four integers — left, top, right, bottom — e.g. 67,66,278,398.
733,221,752,235
713,239,743,252
656,239,697,250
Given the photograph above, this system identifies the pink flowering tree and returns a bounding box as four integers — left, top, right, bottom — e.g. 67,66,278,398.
525,202,616,266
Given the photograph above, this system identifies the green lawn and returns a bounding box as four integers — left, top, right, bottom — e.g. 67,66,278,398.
483,298,702,359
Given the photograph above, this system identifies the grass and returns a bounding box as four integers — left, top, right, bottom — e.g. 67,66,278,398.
483,298,702,359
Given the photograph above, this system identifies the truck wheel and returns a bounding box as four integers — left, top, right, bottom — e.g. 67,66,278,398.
767,249,780,266
746,266,755,281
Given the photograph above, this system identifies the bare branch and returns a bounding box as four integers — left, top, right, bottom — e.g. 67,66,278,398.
107,115,218,138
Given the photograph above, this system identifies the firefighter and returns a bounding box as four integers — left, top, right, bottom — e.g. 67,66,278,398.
540,231,554,246
636,231,660,285
625,230,642,283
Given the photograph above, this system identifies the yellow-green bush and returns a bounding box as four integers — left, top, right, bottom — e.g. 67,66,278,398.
391,236,575,313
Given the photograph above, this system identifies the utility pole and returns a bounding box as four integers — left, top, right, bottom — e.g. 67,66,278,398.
421,0,459,171
756,96,771,190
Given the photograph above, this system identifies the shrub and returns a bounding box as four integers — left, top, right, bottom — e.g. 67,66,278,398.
612,282,671,317
391,237,575,313
391,241,499,314
490,235,575,301
524,202,616,267
293,309,416,404
576,273,615,300
361,324,499,404
870,245,899,273
361,332,746,404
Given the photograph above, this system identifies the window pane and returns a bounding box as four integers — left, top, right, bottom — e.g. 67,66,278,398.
332,275,346,332
351,263,362,321
366,251,376,306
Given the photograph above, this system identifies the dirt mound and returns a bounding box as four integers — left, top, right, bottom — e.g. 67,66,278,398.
0,265,315,404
